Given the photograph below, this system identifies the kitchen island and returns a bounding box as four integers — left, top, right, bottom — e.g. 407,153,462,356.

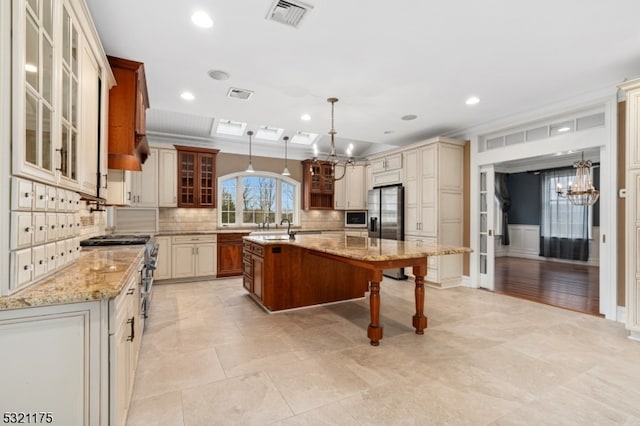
243,234,471,345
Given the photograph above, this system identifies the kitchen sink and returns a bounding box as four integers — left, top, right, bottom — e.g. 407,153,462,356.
261,235,293,241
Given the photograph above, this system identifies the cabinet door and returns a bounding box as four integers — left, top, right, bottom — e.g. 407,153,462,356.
133,147,158,207
177,151,197,207
252,254,264,300
79,41,100,195
158,149,177,207
346,166,364,209
154,236,171,280
107,169,132,205
112,313,131,426
217,238,244,277
195,243,216,277
198,153,216,208
334,175,346,209
171,245,195,278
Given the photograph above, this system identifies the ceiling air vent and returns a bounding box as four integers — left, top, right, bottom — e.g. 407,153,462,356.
266,0,313,28
227,87,254,101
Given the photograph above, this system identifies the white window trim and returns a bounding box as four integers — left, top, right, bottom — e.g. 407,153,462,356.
217,171,301,227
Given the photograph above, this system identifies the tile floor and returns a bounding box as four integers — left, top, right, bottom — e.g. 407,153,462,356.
127,278,640,425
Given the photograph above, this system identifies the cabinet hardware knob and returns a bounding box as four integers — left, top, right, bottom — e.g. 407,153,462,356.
127,288,135,295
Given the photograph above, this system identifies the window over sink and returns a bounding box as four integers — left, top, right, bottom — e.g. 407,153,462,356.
218,172,300,227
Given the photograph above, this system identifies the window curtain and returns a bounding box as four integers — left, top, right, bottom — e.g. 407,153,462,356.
539,168,589,261
495,173,511,245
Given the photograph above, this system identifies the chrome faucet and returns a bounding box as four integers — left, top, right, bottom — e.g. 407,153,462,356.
280,218,294,239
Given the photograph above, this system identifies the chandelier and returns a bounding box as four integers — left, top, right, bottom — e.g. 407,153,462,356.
555,153,600,206
310,97,354,182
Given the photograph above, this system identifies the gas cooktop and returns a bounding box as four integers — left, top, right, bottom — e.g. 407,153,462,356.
80,234,152,246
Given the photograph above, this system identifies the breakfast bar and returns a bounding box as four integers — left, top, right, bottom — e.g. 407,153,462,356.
243,234,471,345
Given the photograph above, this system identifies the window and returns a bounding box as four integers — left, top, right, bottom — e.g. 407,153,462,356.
219,172,300,226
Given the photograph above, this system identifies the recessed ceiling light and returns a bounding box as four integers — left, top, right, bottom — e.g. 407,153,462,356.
191,11,213,28
301,114,311,121
180,91,195,101
401,114,417,121
465,96,480,105
208,69,230,80
557,127,571,132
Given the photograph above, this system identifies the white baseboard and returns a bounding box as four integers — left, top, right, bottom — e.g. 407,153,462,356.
629,330,640,342
461,275,472,288
617,306,626,324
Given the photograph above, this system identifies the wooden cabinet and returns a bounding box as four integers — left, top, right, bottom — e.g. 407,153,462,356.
217,233,249,277
109,264,143,426
243,241,264,301
302,159,335,210
334,165,365,210
154,236,172,280
107,56,149,171
242,239,369,311
171,234,217,279
158,148,177,207
404,137,465,288
176,146,219,208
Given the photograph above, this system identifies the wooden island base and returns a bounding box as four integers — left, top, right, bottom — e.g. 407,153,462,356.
243,238,434,346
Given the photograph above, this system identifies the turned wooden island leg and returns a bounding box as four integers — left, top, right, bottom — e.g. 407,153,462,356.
367,270,384,346
412,262,428,334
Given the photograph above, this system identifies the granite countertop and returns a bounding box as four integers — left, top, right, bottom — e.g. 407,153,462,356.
243,234,471,262
0,246,145,311
156,228,346,236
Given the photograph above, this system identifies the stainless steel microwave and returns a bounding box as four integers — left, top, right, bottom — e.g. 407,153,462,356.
345,210,367,228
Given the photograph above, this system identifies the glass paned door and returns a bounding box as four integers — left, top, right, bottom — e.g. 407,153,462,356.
479,165,495,289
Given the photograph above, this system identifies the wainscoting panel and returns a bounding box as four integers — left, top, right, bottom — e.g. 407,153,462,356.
498,225,599,266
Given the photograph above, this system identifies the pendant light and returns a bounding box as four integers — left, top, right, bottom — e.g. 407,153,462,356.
246,130,255,172
282,136,291,176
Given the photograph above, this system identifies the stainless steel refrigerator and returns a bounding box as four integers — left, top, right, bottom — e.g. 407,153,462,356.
368,184,407,280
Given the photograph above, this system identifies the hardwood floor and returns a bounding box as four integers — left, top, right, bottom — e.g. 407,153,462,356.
493,256,600,316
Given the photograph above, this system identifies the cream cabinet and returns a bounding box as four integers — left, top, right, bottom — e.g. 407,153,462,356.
109,263,143,426
131,147,158,207
0,301,104,426
154,236,172,280
619,78,640,341
334,165,365,210
79,40,101,196
107,169,133,206
370,152,403,186
158,148,177,207
404,137,465,288
171,235,217,279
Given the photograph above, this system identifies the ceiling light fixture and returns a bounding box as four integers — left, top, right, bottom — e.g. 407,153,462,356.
401,114,417,121
180,91,195,101
465,96,480,105
301,114,311,121
282,136,291,176
557,126,571,132
555,152,599,206
191,11,213,28
246,130,255,173
208,69,230,80
309,97,354,182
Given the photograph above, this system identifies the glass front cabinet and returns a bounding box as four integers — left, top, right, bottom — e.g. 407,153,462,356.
11,0,112,194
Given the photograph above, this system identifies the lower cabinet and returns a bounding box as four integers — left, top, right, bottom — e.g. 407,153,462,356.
0,258,145,426
243,241,264,300
154,236,172,280
110,264,143,426
217,233,249,277
171,235,217,279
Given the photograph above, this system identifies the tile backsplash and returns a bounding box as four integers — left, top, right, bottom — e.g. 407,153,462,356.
158,208,345,232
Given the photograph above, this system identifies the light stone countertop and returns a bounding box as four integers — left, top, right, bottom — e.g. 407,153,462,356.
243,234,472,262
156,228,346,236
0,246,145,311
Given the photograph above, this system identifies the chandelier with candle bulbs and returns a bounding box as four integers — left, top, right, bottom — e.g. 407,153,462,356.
309,97,354,182
555,152,600,206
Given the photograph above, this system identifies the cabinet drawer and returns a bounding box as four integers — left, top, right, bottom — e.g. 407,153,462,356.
10,248,33,291
217,233,247,243
172,234,217,244
11,178,34,210
10,212,34,249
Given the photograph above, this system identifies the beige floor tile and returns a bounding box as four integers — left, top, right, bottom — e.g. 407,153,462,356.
128,278,640,426
181,372,293,425
131,347,226,401
126,391,184,426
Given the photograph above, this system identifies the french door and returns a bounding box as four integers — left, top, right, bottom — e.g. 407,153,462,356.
479,165,495,290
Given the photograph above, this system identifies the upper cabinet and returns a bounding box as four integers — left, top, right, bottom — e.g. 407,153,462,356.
369,152,403,187
176,145,218,208
10,0,113,193
107,56,149,171
302,159,335,210
334,165,365,210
